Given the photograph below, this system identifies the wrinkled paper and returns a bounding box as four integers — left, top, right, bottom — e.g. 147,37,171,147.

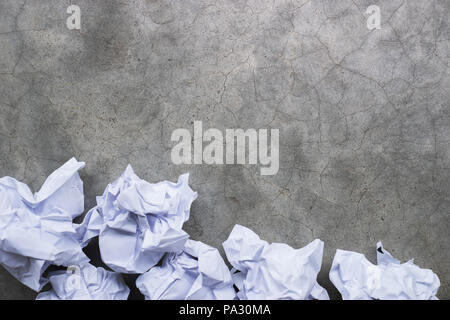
136,239,236,300
37,263,129,300
0,158,89,291
76,165,197,273
329,242,440,299
222,224,329,300
1,157,443,300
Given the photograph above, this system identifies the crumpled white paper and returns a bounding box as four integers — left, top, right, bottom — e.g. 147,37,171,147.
136,239,236,300
222,224,329,300
76,165,197,274
0,158,90,291
36,263,130,300
329,242,440,300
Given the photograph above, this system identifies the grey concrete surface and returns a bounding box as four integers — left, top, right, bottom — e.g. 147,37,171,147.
0,0,449,299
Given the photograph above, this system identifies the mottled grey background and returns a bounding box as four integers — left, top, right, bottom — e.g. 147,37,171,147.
0,0,449,299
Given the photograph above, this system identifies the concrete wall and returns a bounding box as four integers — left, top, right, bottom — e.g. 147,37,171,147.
0,0,449,299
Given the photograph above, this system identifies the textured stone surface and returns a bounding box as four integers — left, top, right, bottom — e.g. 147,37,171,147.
0,0,449,299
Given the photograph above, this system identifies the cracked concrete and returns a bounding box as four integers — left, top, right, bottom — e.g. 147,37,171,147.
0,0,449,299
